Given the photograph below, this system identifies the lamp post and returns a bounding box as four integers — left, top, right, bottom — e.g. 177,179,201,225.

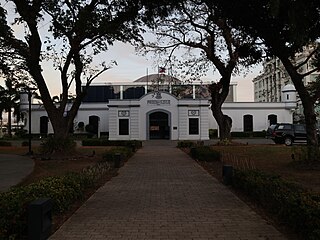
26,88,37,155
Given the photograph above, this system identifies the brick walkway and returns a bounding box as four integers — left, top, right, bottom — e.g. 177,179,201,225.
50,141,286,240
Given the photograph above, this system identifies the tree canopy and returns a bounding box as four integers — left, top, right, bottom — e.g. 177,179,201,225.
0,0,169,144
210,0,320,150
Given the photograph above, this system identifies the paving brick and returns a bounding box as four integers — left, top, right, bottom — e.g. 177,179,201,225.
50,141,288,240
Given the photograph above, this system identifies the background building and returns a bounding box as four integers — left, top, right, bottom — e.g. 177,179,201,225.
252,45,320,122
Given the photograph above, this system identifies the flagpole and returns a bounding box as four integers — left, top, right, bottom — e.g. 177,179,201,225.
146,68,149,93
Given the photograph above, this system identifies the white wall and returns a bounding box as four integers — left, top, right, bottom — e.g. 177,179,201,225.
209,102,294,132
23,97,293,138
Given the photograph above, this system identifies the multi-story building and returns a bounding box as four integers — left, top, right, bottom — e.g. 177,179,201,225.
253,45,319,103
253,45,320,122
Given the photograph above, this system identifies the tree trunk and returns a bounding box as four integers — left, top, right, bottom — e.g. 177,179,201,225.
279,56,319,162
50,116,70,140
211,101,232,141
302,98,320,162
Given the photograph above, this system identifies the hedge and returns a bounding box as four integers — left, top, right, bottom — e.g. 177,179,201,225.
0,141,11,146
177,141,195,148
233,170,320,240
209,129,218,139
102,147,134,163
190,146,220,162
230,131,266,138
0,162,111,239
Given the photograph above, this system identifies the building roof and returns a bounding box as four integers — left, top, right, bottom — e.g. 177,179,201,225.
282,84,296,92
134,74,181,84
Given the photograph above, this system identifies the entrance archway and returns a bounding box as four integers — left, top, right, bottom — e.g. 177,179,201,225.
148,111,170,139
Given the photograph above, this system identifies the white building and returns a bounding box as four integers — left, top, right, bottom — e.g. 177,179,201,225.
20,74,297,140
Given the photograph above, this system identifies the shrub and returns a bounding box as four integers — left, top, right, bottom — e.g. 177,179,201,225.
252,131,266,137
190,146,220,162
177,141,195,148
82,138,104,146
233,170,320,240
231,131,251,138
102,147,133,163
0,162,111,239
0,141,11,146
77,121,85,131
40,137,76,154
14,129,28,138
209,129,218,139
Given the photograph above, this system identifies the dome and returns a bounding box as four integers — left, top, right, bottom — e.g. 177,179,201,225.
282,84,296,92
134,74,181,84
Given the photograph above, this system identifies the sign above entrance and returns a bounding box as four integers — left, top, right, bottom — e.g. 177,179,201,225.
188,110,199,116
147,100,170,105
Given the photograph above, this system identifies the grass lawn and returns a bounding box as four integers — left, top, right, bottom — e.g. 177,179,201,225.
211,144,320,192
0,145,117,185
192,143,320,240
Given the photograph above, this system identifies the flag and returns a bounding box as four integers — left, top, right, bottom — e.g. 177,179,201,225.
159,67,166,73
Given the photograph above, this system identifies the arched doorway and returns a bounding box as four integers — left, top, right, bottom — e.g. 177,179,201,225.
40,116,48,136
148,111,170,139
243,114,253,132
89,115,100,136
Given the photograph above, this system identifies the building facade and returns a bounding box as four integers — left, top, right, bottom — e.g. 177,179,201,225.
253,45,319,104
20,74,297,140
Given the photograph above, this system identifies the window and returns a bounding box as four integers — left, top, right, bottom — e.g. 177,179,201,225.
189,118,199,135
277,124,292,130
268,114,277,125
82,86,120,102
294,125,305,131
123,86,145,99
119,119,129,135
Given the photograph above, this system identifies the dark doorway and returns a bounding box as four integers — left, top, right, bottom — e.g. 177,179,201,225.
149,111,170,139
89,115,99,135
268,114,277,125
40,116,48,136
243,114,253,132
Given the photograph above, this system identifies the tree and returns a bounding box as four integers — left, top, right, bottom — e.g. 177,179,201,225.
0,78,24,137
212,0,320,154
0,0,155,146
143,0,261,140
